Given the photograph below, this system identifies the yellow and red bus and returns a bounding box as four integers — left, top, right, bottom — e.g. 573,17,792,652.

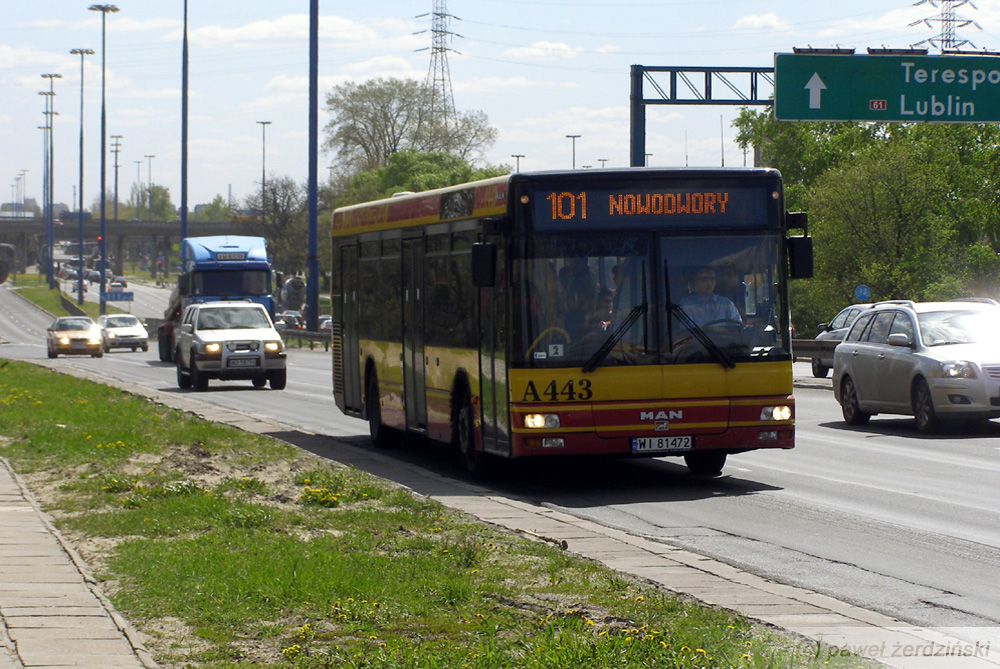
330,168,812,477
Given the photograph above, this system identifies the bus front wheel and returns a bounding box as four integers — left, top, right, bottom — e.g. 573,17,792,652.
455,390,488,479
684,451,727,476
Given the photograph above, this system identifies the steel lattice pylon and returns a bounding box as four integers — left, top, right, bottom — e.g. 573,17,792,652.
910,0,982,52
419,0,459,122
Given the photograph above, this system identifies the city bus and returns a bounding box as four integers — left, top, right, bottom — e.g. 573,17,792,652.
330,168,812,477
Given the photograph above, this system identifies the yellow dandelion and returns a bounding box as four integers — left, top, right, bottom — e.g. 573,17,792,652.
635,595,644,602
660,641,669,649
696,648,706,654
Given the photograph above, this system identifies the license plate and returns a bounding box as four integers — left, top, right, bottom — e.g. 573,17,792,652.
631,435,692,453
227,357,259,368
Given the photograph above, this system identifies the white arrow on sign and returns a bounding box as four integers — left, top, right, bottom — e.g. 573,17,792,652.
805,72,827,109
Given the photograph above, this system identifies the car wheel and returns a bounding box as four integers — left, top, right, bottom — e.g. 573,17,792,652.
811,358,830,378
103,341,110,353
840,375,870,425
141,344,149,352
252,376,268,388
913,379,940,434
684,450,727,476
93,349,103,358
47,345,57,359
366,373,393,448
455,387,489,479
190,358,209,391
269,368,287,390
176,353,192,389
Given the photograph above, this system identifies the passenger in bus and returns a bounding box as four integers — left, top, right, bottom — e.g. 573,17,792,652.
586,287,614,331
560,257,597,335
678,266,742,327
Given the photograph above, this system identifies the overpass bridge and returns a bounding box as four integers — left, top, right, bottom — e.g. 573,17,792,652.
0,216,246,276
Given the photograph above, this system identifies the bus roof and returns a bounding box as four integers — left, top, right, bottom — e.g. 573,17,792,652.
331,174,511,237
330,167,782,238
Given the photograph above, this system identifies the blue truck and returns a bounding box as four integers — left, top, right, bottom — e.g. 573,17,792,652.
157,235,275,361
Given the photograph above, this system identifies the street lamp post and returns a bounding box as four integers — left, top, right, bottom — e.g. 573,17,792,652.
598,158,608,169
566,135,581,169
89,4,119,315
145,155,155,278
41,73,61,289
70,47,94,306
111,135,122,275
257,121,271,224
511,154,524,172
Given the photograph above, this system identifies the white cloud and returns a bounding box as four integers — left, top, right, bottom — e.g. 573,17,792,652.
733,13,792,33
185,15,377,48
502,41,584,60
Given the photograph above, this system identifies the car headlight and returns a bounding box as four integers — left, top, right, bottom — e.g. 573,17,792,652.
107,332,116,339
203,342,222,354
59,336,70,345
940,361,977,379
524,413,560,429
264,341,281,352
760,405,792,421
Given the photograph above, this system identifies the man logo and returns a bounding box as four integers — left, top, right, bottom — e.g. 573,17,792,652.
642,410,682,432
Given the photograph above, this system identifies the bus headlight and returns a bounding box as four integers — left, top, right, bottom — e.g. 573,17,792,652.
760,405,792,421
524,413,560,429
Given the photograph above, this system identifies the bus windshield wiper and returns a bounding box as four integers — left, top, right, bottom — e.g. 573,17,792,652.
669,304,735,369
582,304,647,373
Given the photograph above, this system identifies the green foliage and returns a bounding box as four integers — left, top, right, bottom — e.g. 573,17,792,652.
197,195,233,222
736,108,1000,331
338,149,509,206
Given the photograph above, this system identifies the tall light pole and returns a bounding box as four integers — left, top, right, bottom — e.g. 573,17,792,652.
111,135,122,275
145,154,155,278
41,73,61,289
70,47,94,306
566,134,581,170
257,120,271,224
511,154,524,172
89,4,118,315
180,0,190,268
598,158,608,169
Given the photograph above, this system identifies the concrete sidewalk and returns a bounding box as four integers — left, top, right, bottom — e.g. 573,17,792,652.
3,363,1000,668
0,458,154,669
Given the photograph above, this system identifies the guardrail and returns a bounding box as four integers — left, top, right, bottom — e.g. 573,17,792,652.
791,338,839,360
279,328,331,351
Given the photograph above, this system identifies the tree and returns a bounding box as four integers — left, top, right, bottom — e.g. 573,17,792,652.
198,195,232,222
242,175,307,273
127,183,174,221
337,150,510,207
323,78,497,173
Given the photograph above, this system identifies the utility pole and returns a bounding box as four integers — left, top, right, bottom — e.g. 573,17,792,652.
911,0,981,51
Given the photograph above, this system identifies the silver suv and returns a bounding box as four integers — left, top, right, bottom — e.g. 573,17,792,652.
175,301,287,391
833,299,1000,432
810,303,873,378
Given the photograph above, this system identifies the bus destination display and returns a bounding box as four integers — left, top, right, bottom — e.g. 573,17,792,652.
531,185,773,230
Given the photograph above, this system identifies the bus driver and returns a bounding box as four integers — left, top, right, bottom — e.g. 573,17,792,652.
678,266,742,327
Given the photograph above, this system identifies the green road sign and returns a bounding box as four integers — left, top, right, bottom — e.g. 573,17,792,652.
774,53,1000,123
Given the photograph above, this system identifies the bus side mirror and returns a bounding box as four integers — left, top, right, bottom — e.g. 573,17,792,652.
787,236,813,279
471,243,496,288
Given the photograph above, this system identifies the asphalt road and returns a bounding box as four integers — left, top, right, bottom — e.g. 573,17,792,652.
2,281,999,643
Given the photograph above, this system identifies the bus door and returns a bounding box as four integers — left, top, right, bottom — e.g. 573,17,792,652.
402,239,427,430
340,245,362,414
478,238,510,457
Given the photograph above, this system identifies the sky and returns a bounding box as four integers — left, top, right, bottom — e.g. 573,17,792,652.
4,0,1000,214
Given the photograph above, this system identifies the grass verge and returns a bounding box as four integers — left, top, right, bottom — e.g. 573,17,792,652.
0,360,867,668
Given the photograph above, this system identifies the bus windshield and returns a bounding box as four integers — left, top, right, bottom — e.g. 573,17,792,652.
512,232,790,368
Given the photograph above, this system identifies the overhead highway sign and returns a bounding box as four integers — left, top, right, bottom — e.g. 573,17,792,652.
774,53,1000,123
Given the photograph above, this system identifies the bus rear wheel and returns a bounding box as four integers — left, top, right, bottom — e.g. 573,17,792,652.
684,451,727,476
367,373,393,448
